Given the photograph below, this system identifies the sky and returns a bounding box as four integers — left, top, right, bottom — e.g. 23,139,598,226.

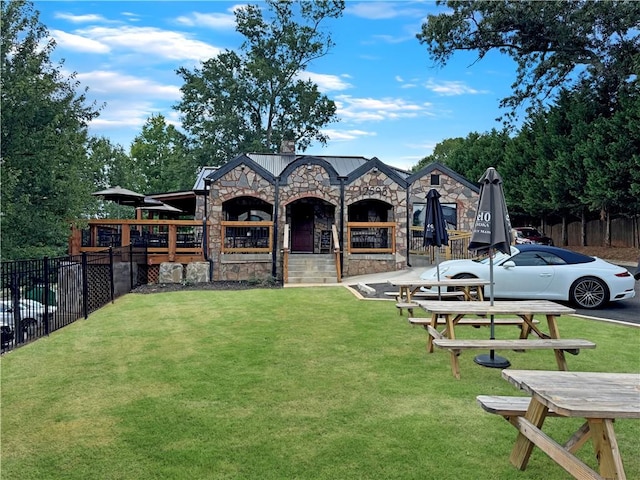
34,0,520,171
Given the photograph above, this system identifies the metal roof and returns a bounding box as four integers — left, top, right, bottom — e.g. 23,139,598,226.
195,154,413,189
193,166,218,191
246,153,377,177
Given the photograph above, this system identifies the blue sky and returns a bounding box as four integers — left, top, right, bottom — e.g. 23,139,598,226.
35,1,519,171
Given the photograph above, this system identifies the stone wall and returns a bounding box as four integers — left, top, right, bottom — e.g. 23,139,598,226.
218,254,272,281
410,168,478,231
342,167,408,276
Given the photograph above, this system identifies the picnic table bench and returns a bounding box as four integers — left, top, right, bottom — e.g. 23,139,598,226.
415,300,593,379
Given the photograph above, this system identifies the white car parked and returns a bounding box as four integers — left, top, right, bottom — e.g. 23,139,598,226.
0,299,56,343
419,245,636,309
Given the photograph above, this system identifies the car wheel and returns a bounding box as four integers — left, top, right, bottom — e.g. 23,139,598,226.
570,277,609,309
1,326,14,345
450,273,481,296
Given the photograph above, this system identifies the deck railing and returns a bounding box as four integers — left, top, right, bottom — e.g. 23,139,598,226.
346,222,396,254
69,219,206,264
408,227,474,261
221,221,273,253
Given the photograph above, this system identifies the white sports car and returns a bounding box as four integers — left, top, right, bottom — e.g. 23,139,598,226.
419,245,636,309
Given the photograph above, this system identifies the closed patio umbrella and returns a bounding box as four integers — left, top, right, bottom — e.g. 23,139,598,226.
423,189,450,300
468,167,513,369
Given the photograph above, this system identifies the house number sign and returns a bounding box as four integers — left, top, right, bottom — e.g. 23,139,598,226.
357,186,389,197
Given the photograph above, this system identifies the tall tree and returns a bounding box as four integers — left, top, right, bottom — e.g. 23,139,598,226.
1,0,101,260
88,137,142,219
130,114,197,193
175,0,344,166
417,1,640,122
413,137,465,172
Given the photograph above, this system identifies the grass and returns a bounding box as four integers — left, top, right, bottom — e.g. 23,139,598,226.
1,287,639,480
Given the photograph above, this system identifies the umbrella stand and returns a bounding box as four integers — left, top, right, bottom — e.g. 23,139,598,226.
474,249,511,369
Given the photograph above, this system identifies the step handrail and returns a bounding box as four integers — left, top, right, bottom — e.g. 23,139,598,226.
283,224,290,283
332,224,341,283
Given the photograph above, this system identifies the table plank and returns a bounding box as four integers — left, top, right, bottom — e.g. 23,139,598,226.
417,300,576,316
502,370,640,419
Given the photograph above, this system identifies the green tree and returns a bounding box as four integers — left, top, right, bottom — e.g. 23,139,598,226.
416,130,510,183
88,137,143,219
579,86,640,244
1,0,101,260
175,0,344,166
417,1,640,121
130,114,196,193
413,137,465,171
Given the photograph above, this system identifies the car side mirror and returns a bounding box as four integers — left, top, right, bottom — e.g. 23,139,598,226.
502,261,516,269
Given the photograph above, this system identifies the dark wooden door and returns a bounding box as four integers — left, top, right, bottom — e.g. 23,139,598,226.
291,204,314,252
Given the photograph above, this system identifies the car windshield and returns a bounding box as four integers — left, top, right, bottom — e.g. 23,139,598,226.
473,248,515,264
521,228,541,237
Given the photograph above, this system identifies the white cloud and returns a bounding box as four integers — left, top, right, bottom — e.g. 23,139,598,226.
322,128,376,141
74,26,221,61
335,95,434,122
54,13,109,23
425,79,487,96
175,11,237,29
49,29,110,54
298,72,352,92
347,2,426,20
76,71,181,100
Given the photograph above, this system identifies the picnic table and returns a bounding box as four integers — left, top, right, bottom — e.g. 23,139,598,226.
388,278,491,316
478,370,640,480
415,300,595,378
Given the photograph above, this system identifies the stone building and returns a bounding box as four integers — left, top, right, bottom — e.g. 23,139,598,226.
193,149,480,283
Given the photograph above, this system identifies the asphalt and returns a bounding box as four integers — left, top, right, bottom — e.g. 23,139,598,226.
283,259,639,327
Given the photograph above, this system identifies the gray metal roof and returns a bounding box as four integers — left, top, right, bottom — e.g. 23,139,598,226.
194,154,412,190
246,153,375,177
193,166,218,191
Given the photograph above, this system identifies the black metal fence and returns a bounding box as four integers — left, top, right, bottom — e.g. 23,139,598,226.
1,246,147,354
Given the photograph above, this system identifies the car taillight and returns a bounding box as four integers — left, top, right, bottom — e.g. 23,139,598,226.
615,271,631,277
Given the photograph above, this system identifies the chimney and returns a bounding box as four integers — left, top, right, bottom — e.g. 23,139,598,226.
280,139,295,155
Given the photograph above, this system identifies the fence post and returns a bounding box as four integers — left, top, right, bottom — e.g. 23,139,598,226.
82,253,89,319
11,271,23,345
43,257,50,335
109,247,115,303
129,245,134,291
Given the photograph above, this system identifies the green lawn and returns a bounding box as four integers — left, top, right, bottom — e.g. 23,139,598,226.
1,287,639,480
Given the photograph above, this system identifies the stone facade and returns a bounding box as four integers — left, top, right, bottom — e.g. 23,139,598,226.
195,155,479,283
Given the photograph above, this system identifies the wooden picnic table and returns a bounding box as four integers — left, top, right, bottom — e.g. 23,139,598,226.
495,370,640,479
388,278,491,303
415,300,595,378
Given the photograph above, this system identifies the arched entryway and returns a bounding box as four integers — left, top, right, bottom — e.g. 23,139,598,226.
287,198,336,253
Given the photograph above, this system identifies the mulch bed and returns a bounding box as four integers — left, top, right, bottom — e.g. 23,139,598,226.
131,281,282,294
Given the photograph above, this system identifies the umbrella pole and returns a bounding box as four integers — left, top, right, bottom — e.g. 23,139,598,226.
435,248,441,301
474,248,510,369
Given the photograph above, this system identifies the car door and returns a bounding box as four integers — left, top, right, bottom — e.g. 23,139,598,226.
493,251,555,298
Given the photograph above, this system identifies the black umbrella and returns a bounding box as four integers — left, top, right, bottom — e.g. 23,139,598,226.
423,189,450,300
468,167,513,369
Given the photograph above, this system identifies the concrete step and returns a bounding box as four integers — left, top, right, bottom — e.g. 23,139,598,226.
287,254,337,284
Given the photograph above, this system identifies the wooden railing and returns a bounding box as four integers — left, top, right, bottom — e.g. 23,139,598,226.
346,222,396,254
221,221,273,253
282,224,290,283
408,227,474,261
331,224,341,283
69,219,206,264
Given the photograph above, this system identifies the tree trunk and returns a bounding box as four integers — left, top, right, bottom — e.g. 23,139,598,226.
605,208,611,247
561,215,568,246
581,208,587,246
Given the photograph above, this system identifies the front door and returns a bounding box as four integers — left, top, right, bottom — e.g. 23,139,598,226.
291,203,314,252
